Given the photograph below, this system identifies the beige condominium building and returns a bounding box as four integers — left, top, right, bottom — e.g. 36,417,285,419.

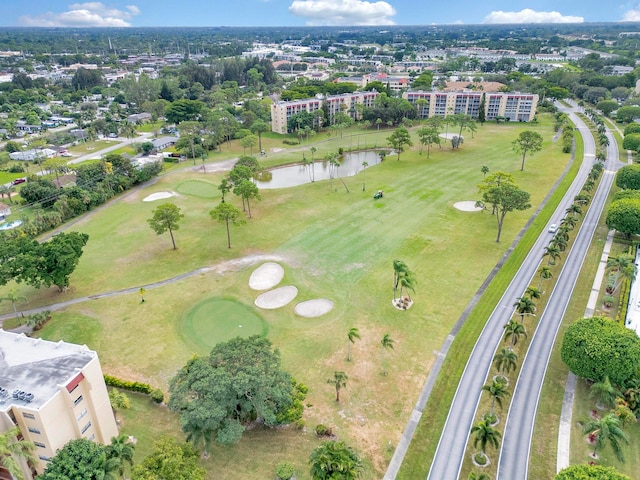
0,330,118,479
271,90,538,134
403,90,539,122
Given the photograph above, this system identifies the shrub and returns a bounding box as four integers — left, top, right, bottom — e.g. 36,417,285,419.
275,462,295,480
104,374,152,394
8,164,25,173
602,295,615,308
473,452,487,465
282,138,299,145
150,388,164,404
315,424,333,437
26,310,51,331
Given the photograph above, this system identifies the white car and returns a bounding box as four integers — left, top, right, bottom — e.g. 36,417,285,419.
548,224,558,233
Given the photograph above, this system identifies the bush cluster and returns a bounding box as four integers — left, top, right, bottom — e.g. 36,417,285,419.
104,374,152,394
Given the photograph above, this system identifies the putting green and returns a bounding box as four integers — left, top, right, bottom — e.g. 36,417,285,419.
182,298,268,350
176,180,219,198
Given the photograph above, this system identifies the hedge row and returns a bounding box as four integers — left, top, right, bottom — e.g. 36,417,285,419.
104,374,152,394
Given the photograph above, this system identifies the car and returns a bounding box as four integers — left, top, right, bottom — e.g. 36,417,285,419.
548,223,558,233
11,178,25,186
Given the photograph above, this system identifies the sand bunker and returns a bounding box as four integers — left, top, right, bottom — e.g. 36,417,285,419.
294,299,334,318
249,262,285,290
254,286,298,309
143,192,175,202
454,201,483,212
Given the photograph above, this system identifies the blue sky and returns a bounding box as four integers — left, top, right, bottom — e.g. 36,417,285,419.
2,1,640,27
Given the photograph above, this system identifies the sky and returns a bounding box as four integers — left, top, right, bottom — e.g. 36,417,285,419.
2,0,640,28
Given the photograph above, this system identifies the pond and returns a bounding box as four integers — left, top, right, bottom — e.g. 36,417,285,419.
255,150,390,190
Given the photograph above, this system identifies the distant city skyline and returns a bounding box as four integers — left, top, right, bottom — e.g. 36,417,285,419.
1,1,640,28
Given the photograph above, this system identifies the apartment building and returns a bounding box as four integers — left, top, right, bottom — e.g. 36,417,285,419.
271,91,379,134
0,330,118,479
403,91,539,122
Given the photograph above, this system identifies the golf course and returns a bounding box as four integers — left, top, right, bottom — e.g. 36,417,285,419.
0,116,572,478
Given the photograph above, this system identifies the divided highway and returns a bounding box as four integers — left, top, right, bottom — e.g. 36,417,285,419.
427,104,615,479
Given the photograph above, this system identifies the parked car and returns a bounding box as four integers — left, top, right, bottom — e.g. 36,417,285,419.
11,178,26,186
548,223,558,233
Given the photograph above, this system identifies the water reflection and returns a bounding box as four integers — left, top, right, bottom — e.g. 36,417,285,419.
255,150,389,190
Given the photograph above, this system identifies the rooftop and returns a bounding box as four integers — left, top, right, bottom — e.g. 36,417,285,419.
0,330,95,410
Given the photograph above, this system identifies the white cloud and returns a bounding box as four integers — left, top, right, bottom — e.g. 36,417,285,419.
19,2,140,27
483,8,583,24
289,0,396,26
622,5,640,21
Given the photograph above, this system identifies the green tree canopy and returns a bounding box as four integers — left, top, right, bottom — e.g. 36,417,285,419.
616,164,640,190
606,197,640,237
386,126,413,160
147,203,184,250
131,437,205,480
168,336,299,445
555,464,630,480
561,316,640,388
482,182,531,242
39,439,117,480
512,130,543,171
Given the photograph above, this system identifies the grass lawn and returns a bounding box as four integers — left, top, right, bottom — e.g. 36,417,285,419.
67,140,118,155
11,115,572,479
136,121,163,133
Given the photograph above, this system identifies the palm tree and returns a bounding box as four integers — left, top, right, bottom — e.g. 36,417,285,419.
381,333,395,376
309,441,362,480
393,260,410,301
583,413,628,462
106,434,135,478
347,327,361,361
503,320,527,350
481,165,489,178
494,347,518,377
573,193,590,206
551,234,568,252
361,161,368,191
538,265,553,290
543,243,561,266
327,371,348,402
606,254,637,292
565,203,582,218
0,427,36,480
468,472,491,480
513,296,536,323
589,376,622,410
0,184,14,204
482,379,509,416
399,273,416,301
524,286,542,301
471,420,501,456
0,289,27,317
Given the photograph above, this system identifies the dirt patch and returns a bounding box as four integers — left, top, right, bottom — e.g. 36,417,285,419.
249,262,285,290
294,299,334,317
254,286,298,309
454,200,483,212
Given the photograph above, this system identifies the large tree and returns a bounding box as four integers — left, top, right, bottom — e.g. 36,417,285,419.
417,125,441,158
309,441,362,480
555,464,630,480
482,182,531,242
606,197,640,237
169,336,299,445
561,316,640,388
386,126,413,160
40,439,119,480
616,164,640,190
512,130,543,171
210,202,245,248
131,437,205,480
147,203,184,250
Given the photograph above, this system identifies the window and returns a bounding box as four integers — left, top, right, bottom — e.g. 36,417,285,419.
74,395,83,406
81,421,92,434
27,427,40,434
34,442,45,448
38,456,51,462
76,408,88,421
22,413,35,420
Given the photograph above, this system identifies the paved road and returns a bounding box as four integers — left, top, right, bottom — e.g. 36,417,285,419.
427,104,602,479
496,107,623,478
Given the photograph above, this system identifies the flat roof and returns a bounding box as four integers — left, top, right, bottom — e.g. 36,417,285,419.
0,330,95,410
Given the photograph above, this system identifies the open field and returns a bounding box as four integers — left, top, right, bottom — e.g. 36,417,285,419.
67,139,118,154
4,117,576,478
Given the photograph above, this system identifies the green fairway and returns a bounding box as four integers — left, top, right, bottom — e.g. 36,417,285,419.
176,179,220,198
7,116,575,479
181,297,268,350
